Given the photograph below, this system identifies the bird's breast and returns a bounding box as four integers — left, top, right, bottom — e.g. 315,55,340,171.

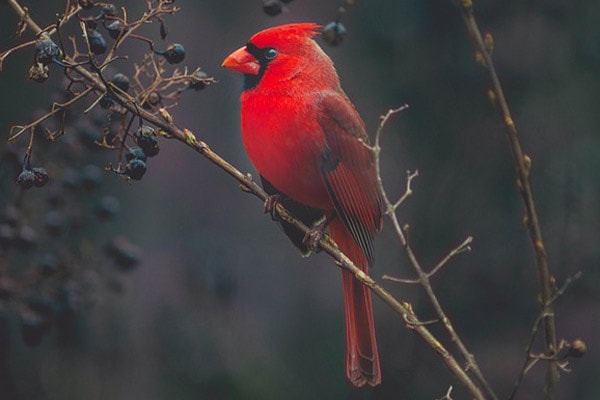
241,92,332,210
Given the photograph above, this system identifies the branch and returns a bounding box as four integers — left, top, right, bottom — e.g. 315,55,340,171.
373,108,496,400
383,236,472,284
455,1,559,397
508,272,583,400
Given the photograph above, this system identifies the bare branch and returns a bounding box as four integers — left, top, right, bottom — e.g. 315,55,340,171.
373,106,496,400
454,2,562,397
383,236,473,284
508,271,583,400
435,386,454,400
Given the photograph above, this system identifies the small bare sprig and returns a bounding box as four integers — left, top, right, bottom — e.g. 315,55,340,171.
435,386,454,400
508,271,583,400
372,107,497,400
383,236,472,284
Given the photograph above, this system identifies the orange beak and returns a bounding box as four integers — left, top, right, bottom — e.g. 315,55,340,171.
221,46,260,75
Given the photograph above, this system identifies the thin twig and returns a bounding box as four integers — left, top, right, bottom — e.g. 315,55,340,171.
373,108,496,400
455,2,559,397
436,386,454,400
508,272,582,400
383,236,472,284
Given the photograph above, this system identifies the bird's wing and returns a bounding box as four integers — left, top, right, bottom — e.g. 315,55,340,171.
317,93,383,266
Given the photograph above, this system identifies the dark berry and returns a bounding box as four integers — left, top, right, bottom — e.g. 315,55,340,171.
35,37,60,65
2,206,20,227
20,312,49,347
106,236,141,269
0,277,16,301
105,20,125,40
135,126,159,157
46,183,64,208
159,43,185,64
262,0,282,16
45,210,67,236
101,4,117,17
57,281,81,314
78,0,95,10
84,19,98,31
81,164,104,190
32,167,49,188
87,29,107,55
211,268,237,303
125,147,147,162
95,195,120,220
188,70,211,91
321,21,348,47
99,94,113,109
76,122,102,149
125,158,147,180
111,72,130,92
62,168,83,190
27,297,57,320
17,169,36,190
0,224,14,249
39,253,61,276
14,226,37,252
141,91,161,109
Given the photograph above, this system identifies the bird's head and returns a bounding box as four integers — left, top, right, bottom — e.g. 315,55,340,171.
222,23,337,91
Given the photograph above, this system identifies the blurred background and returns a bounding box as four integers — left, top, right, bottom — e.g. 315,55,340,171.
0,0,598,399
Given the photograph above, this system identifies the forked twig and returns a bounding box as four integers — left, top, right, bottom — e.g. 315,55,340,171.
372,108,496,400
508,272,583,400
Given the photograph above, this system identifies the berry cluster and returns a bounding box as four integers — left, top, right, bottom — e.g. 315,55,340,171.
1,135,142,347
260,0,348,47
0,0,212,348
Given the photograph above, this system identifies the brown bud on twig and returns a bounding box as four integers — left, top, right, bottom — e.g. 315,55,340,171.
484,32,494,55
475,51,486,67
568,339,586,358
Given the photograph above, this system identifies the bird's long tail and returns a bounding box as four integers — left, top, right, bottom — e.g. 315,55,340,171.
330,219,381,387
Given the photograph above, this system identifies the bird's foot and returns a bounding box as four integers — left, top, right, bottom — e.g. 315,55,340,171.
263,194,281,221
302,213,335,252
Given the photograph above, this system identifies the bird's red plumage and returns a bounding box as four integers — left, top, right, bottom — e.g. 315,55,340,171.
223,23,383,387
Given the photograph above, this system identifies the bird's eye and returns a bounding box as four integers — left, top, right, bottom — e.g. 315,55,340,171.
264,48,278,60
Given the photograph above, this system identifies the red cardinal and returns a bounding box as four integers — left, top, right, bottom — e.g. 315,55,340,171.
222,23,383,387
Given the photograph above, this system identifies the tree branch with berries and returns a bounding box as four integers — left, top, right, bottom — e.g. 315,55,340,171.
0,1,587,399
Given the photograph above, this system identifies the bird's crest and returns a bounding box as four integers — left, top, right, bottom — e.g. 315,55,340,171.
249,23,322,50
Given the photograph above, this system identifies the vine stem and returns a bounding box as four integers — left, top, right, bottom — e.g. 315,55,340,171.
455,1,558,397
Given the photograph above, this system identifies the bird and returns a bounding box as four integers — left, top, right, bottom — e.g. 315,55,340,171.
222,23,383,387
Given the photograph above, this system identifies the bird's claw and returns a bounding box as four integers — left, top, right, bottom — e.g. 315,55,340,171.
302,227,325,252
263,194,281,221
302,214,333,252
